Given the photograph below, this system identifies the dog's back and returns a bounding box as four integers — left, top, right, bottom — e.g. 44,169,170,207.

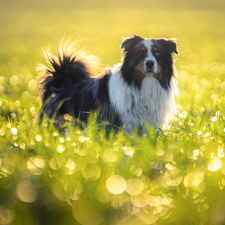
38,41,121,127
38,36,178,130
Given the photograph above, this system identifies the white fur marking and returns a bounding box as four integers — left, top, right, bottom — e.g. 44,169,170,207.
142,40,157,74
109,68,176,130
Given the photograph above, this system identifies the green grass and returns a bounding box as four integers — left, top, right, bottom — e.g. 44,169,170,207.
1,0,225,224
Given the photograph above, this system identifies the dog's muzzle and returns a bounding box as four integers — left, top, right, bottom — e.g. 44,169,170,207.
146,60,155,72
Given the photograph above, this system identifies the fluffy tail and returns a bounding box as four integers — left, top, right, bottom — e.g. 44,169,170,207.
38,40,100,103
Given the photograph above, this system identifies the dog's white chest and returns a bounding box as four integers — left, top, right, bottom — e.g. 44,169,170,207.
109,73,175,129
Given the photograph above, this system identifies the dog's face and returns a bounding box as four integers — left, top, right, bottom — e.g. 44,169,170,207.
121,35,178,89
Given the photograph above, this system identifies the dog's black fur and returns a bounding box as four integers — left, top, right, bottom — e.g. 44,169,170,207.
39,35,178,129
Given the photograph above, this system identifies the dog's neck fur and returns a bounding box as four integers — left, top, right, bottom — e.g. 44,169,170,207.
109,66,176,131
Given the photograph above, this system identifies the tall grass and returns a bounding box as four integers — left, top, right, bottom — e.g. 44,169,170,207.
0,0,225,224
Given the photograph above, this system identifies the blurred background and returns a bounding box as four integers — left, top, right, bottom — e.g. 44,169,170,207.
1,0,225,225
1,0,225,66
1,0,225,115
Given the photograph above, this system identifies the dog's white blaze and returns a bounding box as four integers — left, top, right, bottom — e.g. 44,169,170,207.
142,39,157,74
109,68,176,131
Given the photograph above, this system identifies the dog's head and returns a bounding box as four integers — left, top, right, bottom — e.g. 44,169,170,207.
121,35,178,89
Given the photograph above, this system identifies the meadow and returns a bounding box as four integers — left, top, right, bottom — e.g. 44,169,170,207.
0,0,225,224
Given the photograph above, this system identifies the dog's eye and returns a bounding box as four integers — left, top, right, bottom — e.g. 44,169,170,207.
155,51,160,56
138,49,145,55
137,47,146,55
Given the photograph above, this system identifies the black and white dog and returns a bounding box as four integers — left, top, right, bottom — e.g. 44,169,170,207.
39,35,178,130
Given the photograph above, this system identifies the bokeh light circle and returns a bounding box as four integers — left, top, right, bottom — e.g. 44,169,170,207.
27,156,45,175
16,180,38,203
82,163,101,181
106,175,126,195
126,178,144,196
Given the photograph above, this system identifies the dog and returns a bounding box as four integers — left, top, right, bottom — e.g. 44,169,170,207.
38,35,178,131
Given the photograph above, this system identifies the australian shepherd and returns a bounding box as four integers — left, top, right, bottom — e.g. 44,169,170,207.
39,35,178,131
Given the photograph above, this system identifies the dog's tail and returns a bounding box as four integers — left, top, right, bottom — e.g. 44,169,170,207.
38,40,100,103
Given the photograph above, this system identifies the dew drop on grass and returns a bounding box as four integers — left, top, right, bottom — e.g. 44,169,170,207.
57,144,65,153
179,113,185,119
122,146,135,156
207,156,222,171
204,132,210,137
78,136,90,143
30,107,36,113
53,132,58,137
63,113,71,121
193,149,200,160
19,142,26,150
35,135,42,142
11,127,18,135
157,149,165,157
66,136,71,141
165,162,176,170
65,158,76,174
215,111,220,116
59,137,65,143
0,129,5,136
14,142,19,147
218,146,224,158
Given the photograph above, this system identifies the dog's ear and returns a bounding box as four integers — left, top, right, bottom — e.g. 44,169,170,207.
121,35,143,52
165,39,178,54
167,39,178,54
158,39,178,54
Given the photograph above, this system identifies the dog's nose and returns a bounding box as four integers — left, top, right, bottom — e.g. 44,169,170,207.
146,60,154,69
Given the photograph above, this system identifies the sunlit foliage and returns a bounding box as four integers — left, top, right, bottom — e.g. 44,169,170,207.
0,0,225,224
